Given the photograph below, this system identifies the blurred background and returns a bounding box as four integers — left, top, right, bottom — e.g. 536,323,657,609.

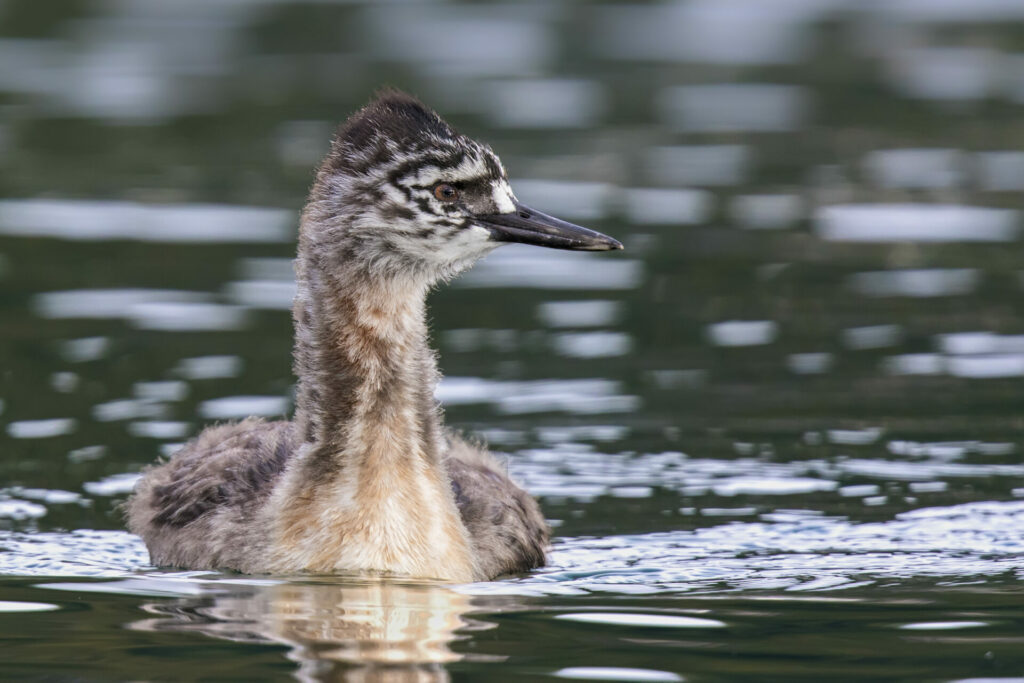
2,0,1024,680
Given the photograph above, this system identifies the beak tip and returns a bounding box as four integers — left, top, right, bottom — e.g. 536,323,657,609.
570,235,623,251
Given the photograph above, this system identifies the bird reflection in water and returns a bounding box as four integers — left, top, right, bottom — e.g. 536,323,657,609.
129,578,492,681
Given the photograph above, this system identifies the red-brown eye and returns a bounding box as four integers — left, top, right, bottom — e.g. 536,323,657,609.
433,183,459,202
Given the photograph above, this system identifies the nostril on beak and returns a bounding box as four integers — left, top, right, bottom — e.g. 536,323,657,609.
517,209,532,219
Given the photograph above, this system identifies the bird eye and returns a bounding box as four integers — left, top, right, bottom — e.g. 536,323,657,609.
433,183,459,202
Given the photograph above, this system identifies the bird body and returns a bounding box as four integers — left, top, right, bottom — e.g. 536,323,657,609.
127,91,621,581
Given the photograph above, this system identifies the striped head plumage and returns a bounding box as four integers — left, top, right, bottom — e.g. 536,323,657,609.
303,90,622,284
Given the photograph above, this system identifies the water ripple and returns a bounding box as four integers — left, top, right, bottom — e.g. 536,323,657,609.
2,501,1022,597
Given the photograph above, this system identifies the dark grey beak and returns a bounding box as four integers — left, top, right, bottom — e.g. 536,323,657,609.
475,200,623,251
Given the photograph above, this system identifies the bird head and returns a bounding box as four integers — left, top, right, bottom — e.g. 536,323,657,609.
304,90,622,283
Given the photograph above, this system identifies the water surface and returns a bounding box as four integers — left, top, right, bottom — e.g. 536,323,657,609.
2,1,1024,680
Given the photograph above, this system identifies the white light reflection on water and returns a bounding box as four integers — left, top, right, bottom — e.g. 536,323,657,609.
535,425,628,445
437,377,639,415
509,445,1022,503
198,396,289,420
946,355,1024,378
0,530,147,577
553,332,633,359
849,269,978,298
898,621,988,631
132,381,188,402
33,290,250,331
512,180,614,221
3,488,83,506
976,151,1024,191
226,257,295,310
67,445,106,464
496,500,1024,596
786,352,833,375
0,601,59,613
817,204,1018,242
51,373,78,392
884,353,944,376
889,440,1015,458
836,459,1024,481
706,320,778,347
839,485,881,498
484,78,606,129
225,279,297,310
879,0,1024,22
842,324,903,350
32,289,210,319
730,194,802,230
659,84,809,133
939,332,1024,355
537,301,622,329
887,47,999,102
710,478,836,496
6,418,77,439
883,333,1024,378
864,148,963,189
623,188,712,226
128,421,190,440
59,337,110,363
698,507,758,518
592,1,819,65
83,473,142,497
5,500,1024,595
0,200,293,243
276,119,333,169
555,612,724,628
172,355,243,380
130,302,249,332
92,398,166,422
647,145,750,187
457,246,643,290
554,667,683,682
828,427,883,445
0,500,47,520
0,10,249,121
365,6,553,78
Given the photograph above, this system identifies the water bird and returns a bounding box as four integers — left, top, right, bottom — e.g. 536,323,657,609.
126,90,622,582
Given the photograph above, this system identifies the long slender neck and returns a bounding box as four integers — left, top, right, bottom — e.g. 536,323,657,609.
273,225,476,580
291,248,443,469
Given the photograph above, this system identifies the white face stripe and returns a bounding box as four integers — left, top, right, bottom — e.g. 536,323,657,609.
401,154,490,188
381,183,409,205
491,180,516,214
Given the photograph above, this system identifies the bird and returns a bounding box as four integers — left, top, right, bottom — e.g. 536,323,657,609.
126,89,623,582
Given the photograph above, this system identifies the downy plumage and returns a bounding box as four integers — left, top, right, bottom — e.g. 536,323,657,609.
127,90,622,581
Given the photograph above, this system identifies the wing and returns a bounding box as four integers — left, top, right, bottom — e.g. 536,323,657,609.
126,418,296,569
444,433,549,578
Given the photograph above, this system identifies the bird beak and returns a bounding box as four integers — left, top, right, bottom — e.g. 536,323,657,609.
474,200,623,251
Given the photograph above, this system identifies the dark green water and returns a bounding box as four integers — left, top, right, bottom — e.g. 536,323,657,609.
2,1,1024,680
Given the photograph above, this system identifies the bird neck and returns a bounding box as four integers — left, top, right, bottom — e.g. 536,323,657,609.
292,255,443,466
277,240,477,581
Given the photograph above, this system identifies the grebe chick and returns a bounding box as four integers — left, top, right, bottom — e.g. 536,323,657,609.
126,90,623,582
